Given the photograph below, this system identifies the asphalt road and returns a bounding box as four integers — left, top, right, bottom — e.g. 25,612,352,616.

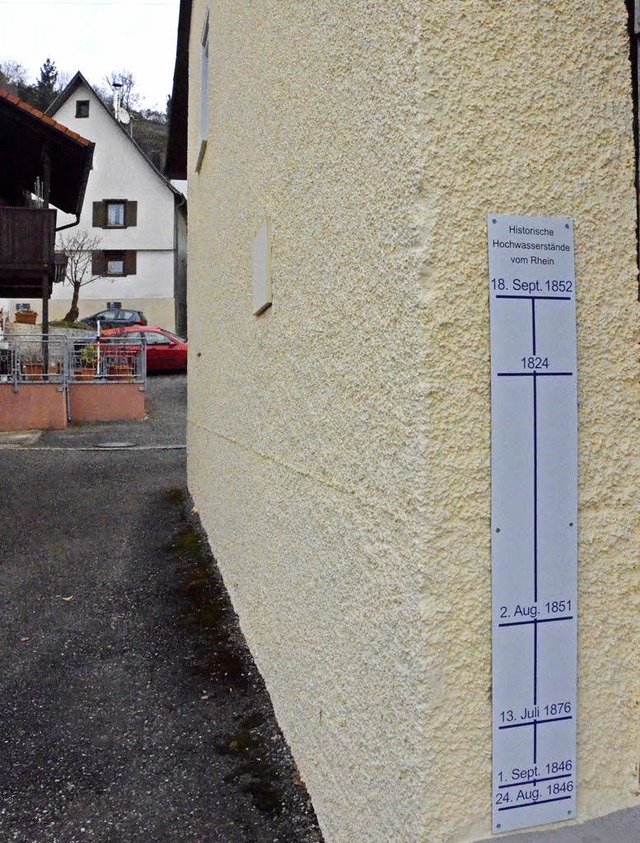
0,375,322,843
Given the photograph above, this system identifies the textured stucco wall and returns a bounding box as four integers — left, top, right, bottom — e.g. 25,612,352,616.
188,3,427,841
421,3,639,840
186,2,640,841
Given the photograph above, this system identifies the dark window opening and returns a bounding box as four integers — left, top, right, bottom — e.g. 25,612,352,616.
76,100,90,118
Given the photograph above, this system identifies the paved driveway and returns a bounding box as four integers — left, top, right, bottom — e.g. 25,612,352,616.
0,375,322,843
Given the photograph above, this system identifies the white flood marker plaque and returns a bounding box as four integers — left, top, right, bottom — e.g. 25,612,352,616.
488,214,578,834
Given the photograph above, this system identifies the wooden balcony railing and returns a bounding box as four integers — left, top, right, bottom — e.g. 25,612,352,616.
0,206,56,272
0,207,57,296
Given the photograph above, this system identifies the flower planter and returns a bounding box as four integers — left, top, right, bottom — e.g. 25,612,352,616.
107,364,134,380
22,363,44,380
75,368,97,382
15,312,37,325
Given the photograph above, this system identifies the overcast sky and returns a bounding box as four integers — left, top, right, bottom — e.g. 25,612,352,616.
0,0,181,111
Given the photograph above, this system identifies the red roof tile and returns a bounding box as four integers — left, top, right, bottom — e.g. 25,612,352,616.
0,87,92,147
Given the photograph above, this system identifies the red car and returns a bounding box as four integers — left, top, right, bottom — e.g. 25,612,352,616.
101,325,188,373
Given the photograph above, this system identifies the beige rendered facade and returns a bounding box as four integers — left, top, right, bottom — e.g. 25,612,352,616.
182,2,640,841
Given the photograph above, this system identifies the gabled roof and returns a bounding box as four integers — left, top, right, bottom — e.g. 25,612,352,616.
0,87,94,215
47,71,185,201
46,71,97,117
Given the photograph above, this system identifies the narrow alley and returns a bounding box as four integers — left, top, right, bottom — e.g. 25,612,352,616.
0,375,322,843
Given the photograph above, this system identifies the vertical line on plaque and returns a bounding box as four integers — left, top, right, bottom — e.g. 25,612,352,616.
533,372,538,603
531,298,537,355
533,619,538,706
533,720,538,764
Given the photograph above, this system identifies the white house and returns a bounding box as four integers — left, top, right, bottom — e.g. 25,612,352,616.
13,72,187,333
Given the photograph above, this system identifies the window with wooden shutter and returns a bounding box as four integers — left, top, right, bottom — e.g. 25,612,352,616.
124,250,137,275
93,200,138,228
92,201,106,228
92,251,106,275
97,251,137,276
124,201,137,227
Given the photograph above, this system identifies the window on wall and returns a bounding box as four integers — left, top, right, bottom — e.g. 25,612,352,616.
628,0,640,287
76,100,89,118
106,201,126,227
92,250,137,276
106,252,125,275
92,200,137,228
196,11,210,172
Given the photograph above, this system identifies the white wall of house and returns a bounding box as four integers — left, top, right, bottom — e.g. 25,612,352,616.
9,77,183,330
47,250,176,327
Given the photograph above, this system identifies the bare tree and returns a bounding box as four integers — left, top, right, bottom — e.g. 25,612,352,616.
56,70,71,94
57,230,103,323
0,59,28,89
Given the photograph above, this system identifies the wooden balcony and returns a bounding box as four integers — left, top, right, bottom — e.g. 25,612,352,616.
0,206,57,297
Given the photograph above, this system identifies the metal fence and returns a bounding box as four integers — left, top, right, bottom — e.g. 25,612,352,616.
0,334,146,387
69,335,146,383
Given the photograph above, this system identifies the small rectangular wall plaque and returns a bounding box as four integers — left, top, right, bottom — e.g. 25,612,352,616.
488,214,578,834
252,217,272,315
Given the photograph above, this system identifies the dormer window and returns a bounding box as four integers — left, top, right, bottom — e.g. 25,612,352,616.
76,100,89,118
